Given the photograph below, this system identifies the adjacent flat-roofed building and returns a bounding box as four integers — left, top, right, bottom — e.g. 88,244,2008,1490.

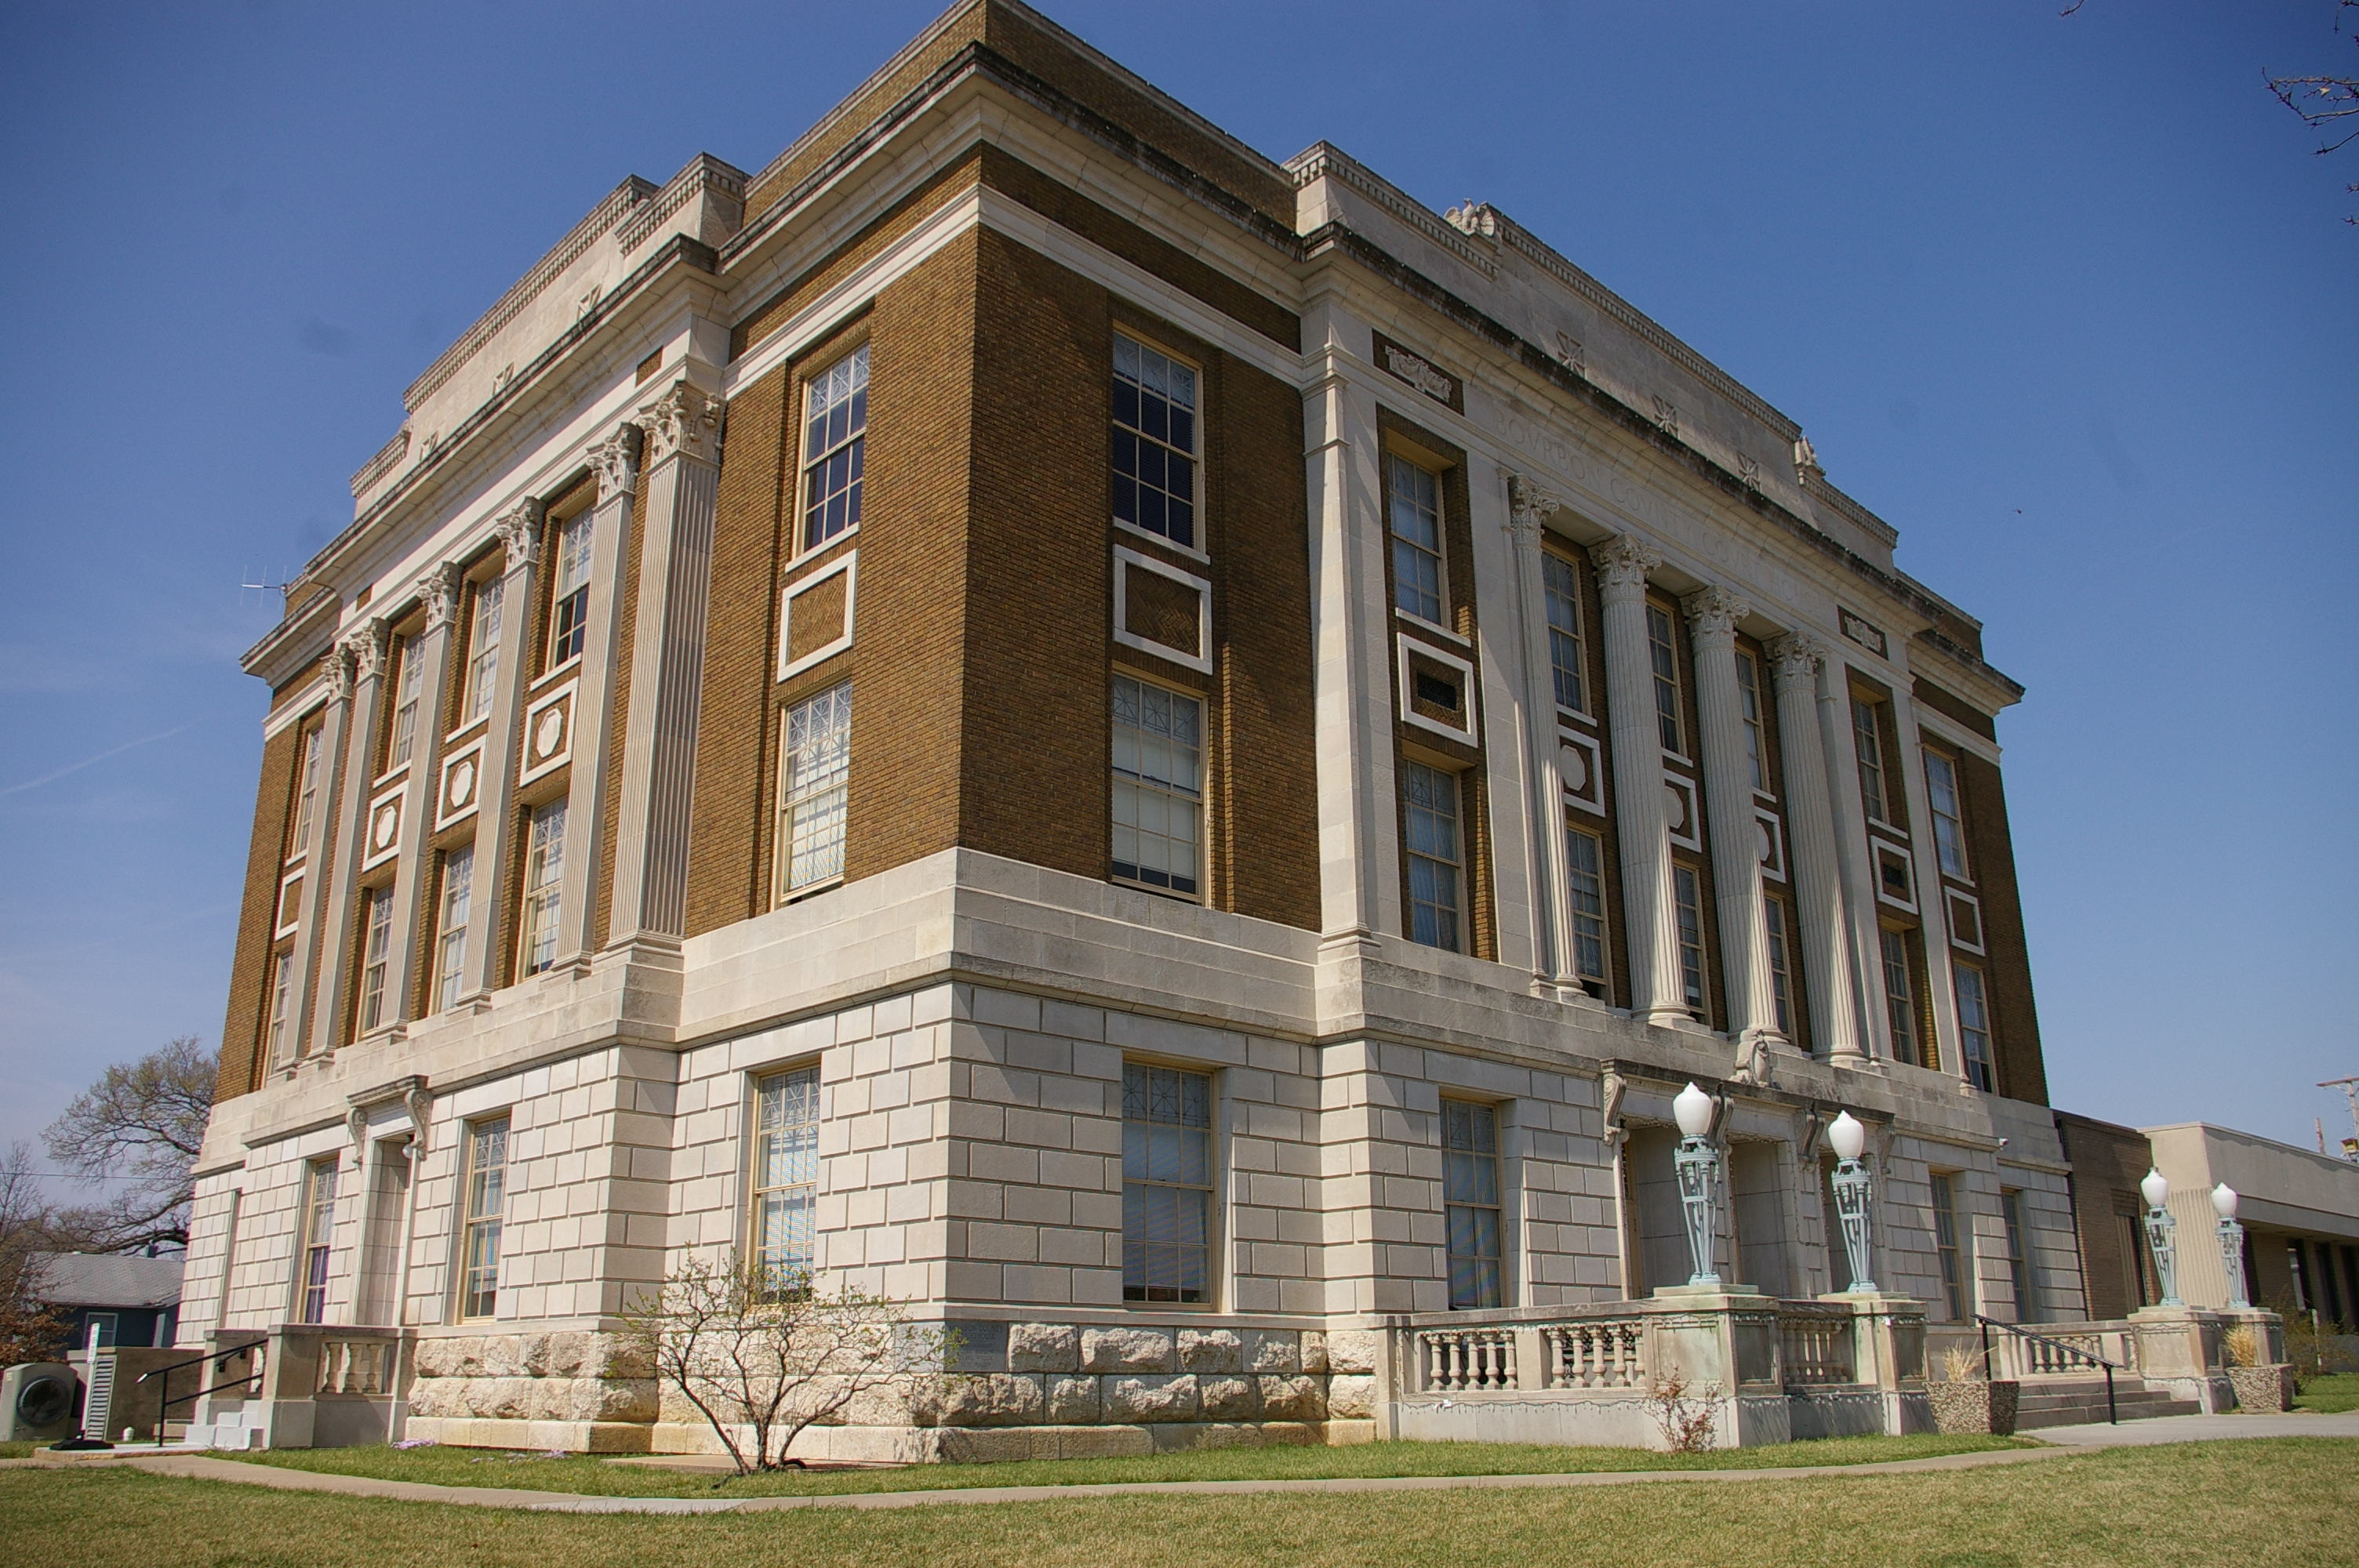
179,0,2089,1454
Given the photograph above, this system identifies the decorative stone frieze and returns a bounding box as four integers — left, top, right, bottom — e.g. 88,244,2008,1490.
636,381,722,466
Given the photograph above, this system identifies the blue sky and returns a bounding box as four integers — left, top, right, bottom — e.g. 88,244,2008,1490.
2,1,2353,1171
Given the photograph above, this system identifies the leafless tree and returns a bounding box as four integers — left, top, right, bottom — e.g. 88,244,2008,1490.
618,1254,959,1475
42,1036,215,1252
0,1142,70,1364
2267,0,2359,169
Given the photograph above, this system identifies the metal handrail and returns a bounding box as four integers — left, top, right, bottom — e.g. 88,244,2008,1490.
133,1339,267,1447
1975,1316,2119,1424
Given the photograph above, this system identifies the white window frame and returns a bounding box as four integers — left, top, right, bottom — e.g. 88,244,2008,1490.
1929,1171,1971,1322
1735,648,1768,795
435,844,474,1012
1111,330,1205,559
776,552,858,681
1763,891,1796,1039
1112,548,1212,674
1954,961,1996,1092
750,1065,822,1291
296,1156,338,1324
1111,672,1205,900
458,1116,508,1321
387,632,423,774
1121,1062,1216,1307
518,800,566,977
1396,635,1480,746
1564,820,1610,989
798,342,868,554
1402,758,1465,953
1540,551,1589,717
1881,924,1923,1067
1385,452,1448,630
1852,694,1891,826
775,682,852,902
1646,602,1687,759
1922,746,1971,881
289,724,322,862
545,508,594,671
460,572,506,729
1441,1098,1506,1312
1672,862,1708,1016
355,884,394,1033
265,949,295,1065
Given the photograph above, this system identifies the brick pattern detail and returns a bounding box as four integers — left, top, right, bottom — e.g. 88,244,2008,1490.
786,571,849,664
216,702,307,1102
682,367,790,938
1120,566,1200,661
2054,1112,2156,1320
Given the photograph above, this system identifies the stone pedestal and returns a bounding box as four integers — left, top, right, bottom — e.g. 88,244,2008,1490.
1819,1290,1931,1436
1645,1284,1789,1448
2128,1305,2234,1414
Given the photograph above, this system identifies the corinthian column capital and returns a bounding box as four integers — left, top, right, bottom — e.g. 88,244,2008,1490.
1506,474,1562,546
1588,534,1662,597
1683,586,1752,647
493,500,543,572
636,381,722,466
589,422,644,500
1767,633,1830,687
419,561,461,630
340,618,390,684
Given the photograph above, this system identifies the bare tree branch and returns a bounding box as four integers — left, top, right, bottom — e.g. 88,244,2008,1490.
42,1036,216,1251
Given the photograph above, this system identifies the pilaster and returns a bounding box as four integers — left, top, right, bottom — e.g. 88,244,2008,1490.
1685,588,1783,1062
554,423,642,967
1506,476,1582,996
306,620,388,1055
605,378,722,952
1590,535,1685,1026
382,566,459,1022
1768,636,1866,1065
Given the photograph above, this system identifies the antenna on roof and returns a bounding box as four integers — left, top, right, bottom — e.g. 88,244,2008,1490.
239,567,293,608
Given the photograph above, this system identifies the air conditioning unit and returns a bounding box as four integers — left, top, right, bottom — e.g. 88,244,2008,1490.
0,1363,80,1443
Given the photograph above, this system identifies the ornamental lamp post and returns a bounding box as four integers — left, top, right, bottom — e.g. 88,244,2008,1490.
2212,1182,2250,1309
1672,1082,1723,1288
1827,1110,1879,1294
2141,1167,2183,1308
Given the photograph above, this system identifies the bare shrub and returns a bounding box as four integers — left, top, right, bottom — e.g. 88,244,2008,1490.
619,1254,958,1475
1645,1370,1719,1454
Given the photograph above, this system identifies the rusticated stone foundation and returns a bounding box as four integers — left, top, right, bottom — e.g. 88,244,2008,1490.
402,1331,660,1450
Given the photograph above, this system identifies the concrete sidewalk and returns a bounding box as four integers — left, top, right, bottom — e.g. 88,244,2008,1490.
2029,1410,2359,1446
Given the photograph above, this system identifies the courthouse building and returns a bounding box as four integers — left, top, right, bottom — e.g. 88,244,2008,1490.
178,1,2103,1454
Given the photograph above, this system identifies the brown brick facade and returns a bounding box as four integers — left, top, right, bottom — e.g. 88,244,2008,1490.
1956,750,2046,1104
2055,1112,2155,1319
216,699,308,1102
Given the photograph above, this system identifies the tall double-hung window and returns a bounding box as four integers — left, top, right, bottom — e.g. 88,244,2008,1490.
291,725,322,855
1646,604,1685,754
1387,455,1445,624
1852,696,1891,826
1443,1100,1504,1311
1122,1064,1213,1305
463,575,505,726
1930,1171,1970,1321
1762,893,1796,1037
518,802,565,977
752,1065,820,1290
1403,761,1463,953
1881,926,1922,1066
1564,824,1609,989
1734,650,1768,792
460,1117,509,1320
1541,553,1586,713
297,1157,337,1323
776,683,852,899
434,846,474,1011
801,344,867,550
1954,963,1996,1091
387,632,423,770
1111,334,1198,549
1672,864,1708,1014
265,951,295,1065
1922,749,1969,877
355,886,394,1033
547,510,594,667
1111,676,1201,897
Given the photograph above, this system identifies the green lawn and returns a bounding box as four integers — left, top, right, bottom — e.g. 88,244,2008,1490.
2293,1372,2359,1413
0,1443,35,1460
3,1439,2354,1567
225,1432,2025,1498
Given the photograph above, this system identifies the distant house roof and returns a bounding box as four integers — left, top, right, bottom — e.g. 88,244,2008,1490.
31,1252,185,1310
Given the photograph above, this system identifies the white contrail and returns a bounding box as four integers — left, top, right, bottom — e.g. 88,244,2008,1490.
0,724,193,800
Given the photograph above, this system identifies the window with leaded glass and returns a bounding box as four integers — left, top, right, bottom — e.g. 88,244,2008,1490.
751,1065,820,1291
1930,1171,1969,1321
776,682,852,899
387,632,423,770
518,801,565,976
1122,1064,1212,1304
266,949,295,1065
1646,604,1685,755
290,724,322,858
460,1117,508,1320
1735,650,1768,793
1565,823,1608,988
1402,760,1463,953
801,344,867,550
356,885,394,1033
1673,863,1707,1014
1443,1100,1503,1310
435,845,473,1011
1541,552,1586,713
1923,748,1969,878
297,1157,337,1324
1112,675,1201,897
1954,962,1995,1092
1763,892,1795,1038
547,510,594,667
463,574,505,726
1111,333,1198,549
1387,454,1445,625
1852,695,1890,826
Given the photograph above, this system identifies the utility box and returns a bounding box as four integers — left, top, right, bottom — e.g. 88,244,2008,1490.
0,1363,80,1443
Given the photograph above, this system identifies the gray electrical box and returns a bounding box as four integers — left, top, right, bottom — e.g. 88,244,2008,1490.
0,1362,80,1443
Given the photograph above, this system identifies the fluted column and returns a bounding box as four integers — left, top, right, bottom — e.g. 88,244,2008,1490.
1686,588,1783,1051
1816,652,1891,1061
1768,636,1866,1065
1591,535,1687,1026
554,424,641,967
307,619,390,1053
280,648,355,1065
382,567,459,1023
1507,477,1579,994
461,503,543,999
605,379,722,951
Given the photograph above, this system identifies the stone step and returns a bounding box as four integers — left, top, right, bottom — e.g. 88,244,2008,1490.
2011,1383,2202,1428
